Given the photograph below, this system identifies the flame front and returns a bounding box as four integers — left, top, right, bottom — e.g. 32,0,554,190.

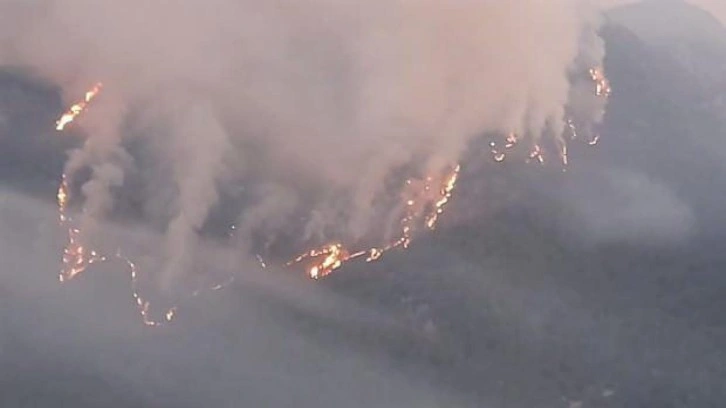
50,66,609,324
489,66,610,167
285,164,461,279
55,83,103,131
57,172,177,326
286,243,355,279
425,164,460,230
55,85,180,326
58,173,106,282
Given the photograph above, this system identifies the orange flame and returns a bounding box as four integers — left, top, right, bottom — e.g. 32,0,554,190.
51,66,611,324
285,164,461,279
286,243,357,279
57,173,106,282
55,82,103,131
490,66,610,167
425,164,460,230
57,171,178,326
54,83,188,326
589,67,612,98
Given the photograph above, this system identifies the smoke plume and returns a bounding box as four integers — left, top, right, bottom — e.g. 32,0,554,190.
0,0,610,286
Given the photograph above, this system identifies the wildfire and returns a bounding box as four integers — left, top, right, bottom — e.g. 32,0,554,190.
55,85,179,326
490,141,506,163
57,174,69,220
489,66,610,167
48,65,610,325
286,243,357,279
567,118,579,140
285,164,461,279
57,172,177,326
589,67,611,98
122,253,177,327
505,133,518,149
527,144,545,164
560,144,569,167
425,164,460,230
489,133,518,163
55,82,103,131
58,173,106,282
60,228,106,282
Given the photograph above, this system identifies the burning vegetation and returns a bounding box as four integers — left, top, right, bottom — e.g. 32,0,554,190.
487,66,610,167
53,66,610,326
55,83,103,131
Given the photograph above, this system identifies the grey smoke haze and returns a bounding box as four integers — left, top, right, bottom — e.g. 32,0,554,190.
64,93,130,246
0,0,609,285
0,188,476,407
559,167,696,246
160,100,231,289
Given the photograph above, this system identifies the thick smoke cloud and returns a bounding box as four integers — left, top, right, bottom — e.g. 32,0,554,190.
0,0,609,286
64,94,130,245
0,188,476,407
160,100,231,289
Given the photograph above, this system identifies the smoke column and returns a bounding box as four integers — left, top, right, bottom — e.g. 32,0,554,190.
160,99,231,290
0,0,610,285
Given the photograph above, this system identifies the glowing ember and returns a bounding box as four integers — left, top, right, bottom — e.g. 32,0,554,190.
120,251,180,327
57,173,106,282
55,82,103,131
589,67,611,98
52,80,466,324
366,247,383,262
490,141,506,163
50,65,611,324
560,144,569,167
59,228,106,282
527,144,545,164
488,66,610,167
505,133,518,149
54,87,187,327
286,243,357,279
57,170,177,326
567,118,579,140
588,134,601,146
285,164,461,279
57,174,69,221
425,164,460,230
256,254,267,269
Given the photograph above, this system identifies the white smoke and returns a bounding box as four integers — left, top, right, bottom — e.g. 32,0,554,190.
159,99,231,290
0,0,610,286
62,93,130,244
